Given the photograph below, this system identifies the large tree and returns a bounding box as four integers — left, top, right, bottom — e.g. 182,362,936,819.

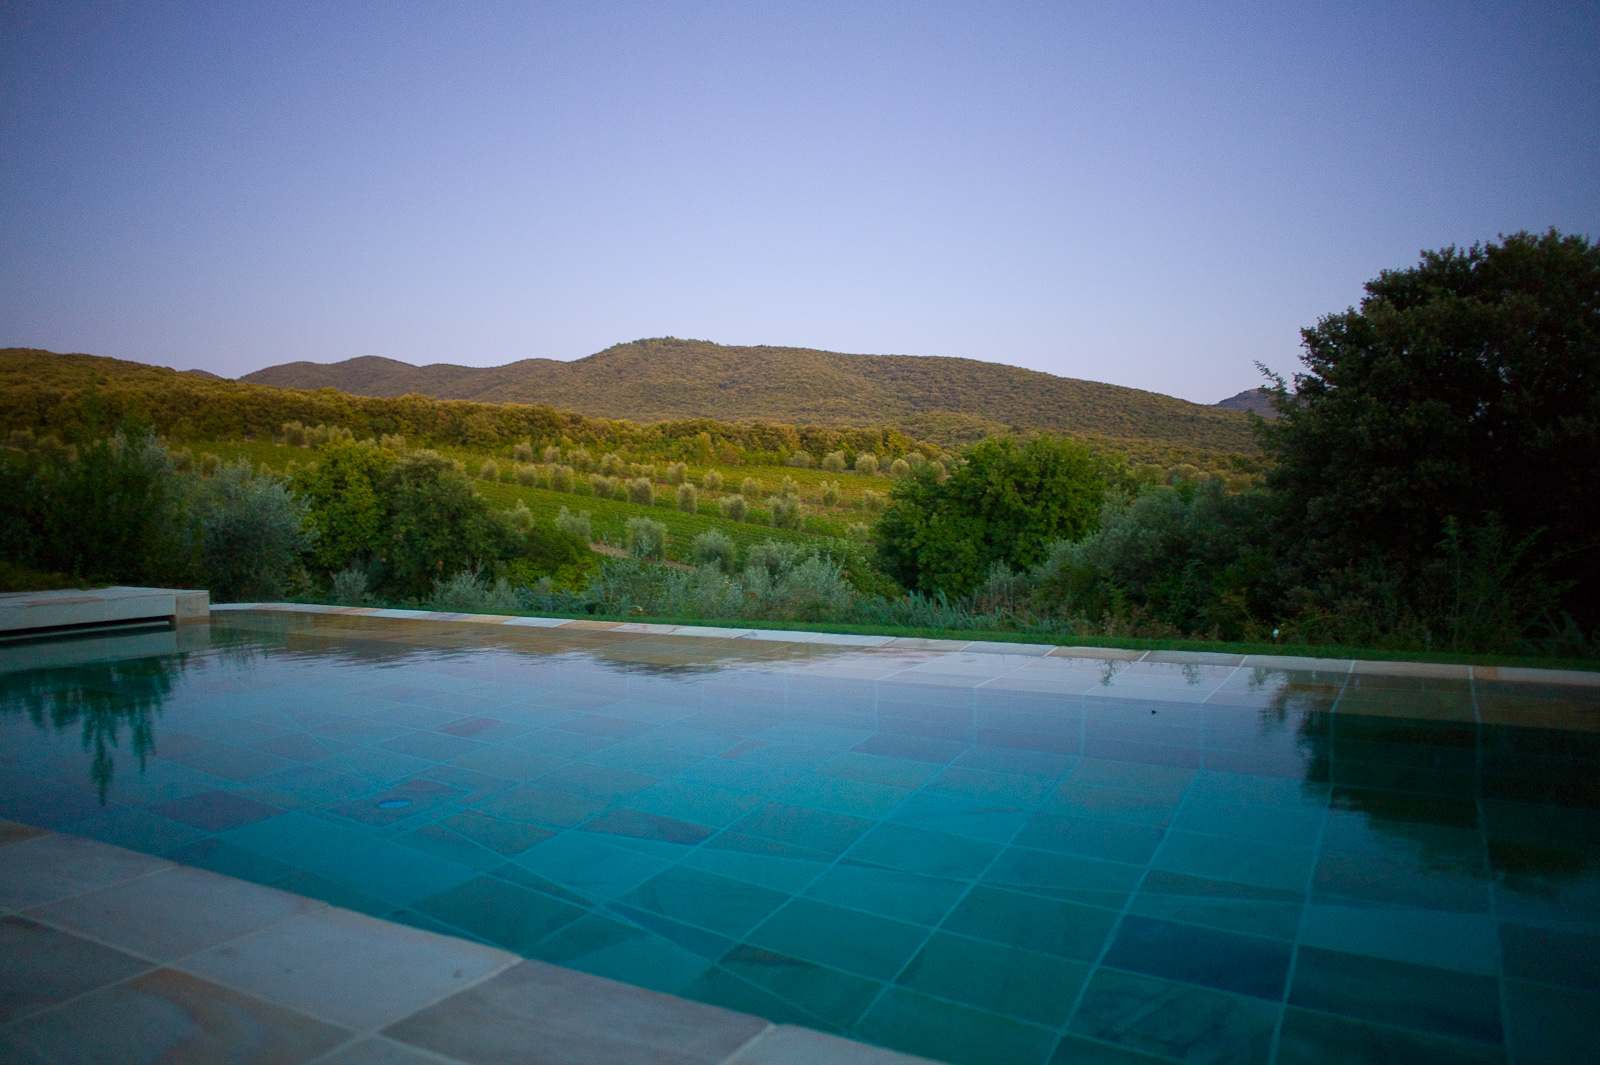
1263,229,1600,627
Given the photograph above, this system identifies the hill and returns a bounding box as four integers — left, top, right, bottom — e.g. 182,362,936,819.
242,337,1257,453
1213,388,1278,418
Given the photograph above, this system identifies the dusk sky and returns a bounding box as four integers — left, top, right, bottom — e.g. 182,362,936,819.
2,2,1595,404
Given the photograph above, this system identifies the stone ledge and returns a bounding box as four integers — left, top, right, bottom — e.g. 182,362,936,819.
0,586,209,636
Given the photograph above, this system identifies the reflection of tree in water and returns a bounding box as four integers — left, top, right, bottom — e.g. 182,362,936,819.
1250,667,1600,883
0,657,185,801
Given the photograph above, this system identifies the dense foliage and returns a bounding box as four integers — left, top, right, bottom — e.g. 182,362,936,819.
875,436,1110,596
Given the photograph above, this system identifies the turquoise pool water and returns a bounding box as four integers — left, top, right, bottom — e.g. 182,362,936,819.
1,610,1596,1065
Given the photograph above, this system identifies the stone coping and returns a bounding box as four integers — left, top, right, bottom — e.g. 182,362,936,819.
213,602,1600,687
0,820,939,1065
0,587,209,637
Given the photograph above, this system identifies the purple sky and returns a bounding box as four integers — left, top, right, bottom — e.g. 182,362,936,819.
2,1,1595,404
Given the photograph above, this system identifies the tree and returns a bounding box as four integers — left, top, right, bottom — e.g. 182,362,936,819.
379,451,512,596
1263,230,1600,628
875,435,1108,596
290,439,396,574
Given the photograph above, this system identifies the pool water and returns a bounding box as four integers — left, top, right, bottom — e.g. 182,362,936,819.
1,610,1596,1065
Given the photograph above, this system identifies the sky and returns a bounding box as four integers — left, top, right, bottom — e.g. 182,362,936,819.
1,2,1595,404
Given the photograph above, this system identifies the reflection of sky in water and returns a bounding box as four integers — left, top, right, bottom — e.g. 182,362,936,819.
2,611,1596,1065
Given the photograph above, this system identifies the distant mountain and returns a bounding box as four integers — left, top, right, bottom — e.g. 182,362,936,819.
244,337,1257,452
1213,388,1279,418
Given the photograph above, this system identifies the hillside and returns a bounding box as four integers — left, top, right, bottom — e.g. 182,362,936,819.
1214,388,1278,418
243,337,1257,453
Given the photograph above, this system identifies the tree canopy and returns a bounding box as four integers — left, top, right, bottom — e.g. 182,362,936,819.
875,435,1109,596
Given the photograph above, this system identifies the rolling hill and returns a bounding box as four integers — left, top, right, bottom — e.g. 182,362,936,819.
243,337,1257,453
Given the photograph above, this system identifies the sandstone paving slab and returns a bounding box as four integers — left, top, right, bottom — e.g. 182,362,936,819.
0,832,172,910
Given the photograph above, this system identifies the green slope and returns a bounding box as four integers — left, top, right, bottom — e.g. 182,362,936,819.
242,337,1257,453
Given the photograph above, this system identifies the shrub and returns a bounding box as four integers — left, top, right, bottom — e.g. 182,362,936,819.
570,448,595,472
821,451,846,473
676,483,698,513
906,452,927,469
600,452,625,476
875,435,1109,596
281,421,307,447
781,475,799,496
590,473,616,499
199,453,221,477
556,506,592,541
846,522,871,541
429,566,522,614
290,439,396,573
169,446,194,473
889,458,911,477
692,529,737,570
627,517,668,559
199,459,315,602
627,477,655,505
380,434,407,454
8,427,35,449
854,453,878,475
741,476,763,499
719,494,748,521
770,493,804,530
514,464,537,486
863,490,887,513
666,462,688,485
820,480,840,507
513,441,534,463
701,469,723,491
479,459,499,481
543,445,561,464
550,464,575,492
330,564,374,606
787,452,812,468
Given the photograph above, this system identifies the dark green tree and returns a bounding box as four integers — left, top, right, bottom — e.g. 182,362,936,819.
874,435,1108,596
378,451,513,596
290,439,396,573
1262,229,1600,632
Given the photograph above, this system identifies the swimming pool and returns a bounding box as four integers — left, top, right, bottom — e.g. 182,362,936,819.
2,609,1595,1064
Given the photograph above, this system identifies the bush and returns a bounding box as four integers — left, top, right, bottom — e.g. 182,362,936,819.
330,563,374,606
770,493,803,530
570,448,595,472
429,566,522,614
542,445,561,464
906,452,926,469
291,440,396,574
380,451,512,597
863,489,887,513
590,474,616,500
854,453,879,475
479,459,499,481
701,469,723,491
676,483,698,513
719,494,748,522
781,475,799,496
550,464,575,492
380,434,407,454
199,453,221,477
821,451,846,473
600,452,625,476
820,481,840,507
513,441,534,463
627,517,668,559
514,464,538,486
666,462,688,485
875,435,1109,596
741,476,763,499
627,477,655,505
556,506,592,541
889,458,911,477
787,452,812,468
281,421,307,447
199,459,315,602
692,529,737,570
846,522,871,541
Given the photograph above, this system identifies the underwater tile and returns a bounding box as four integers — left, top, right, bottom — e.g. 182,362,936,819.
1310,851,1492,913
678,964,839,1031
219,811,373,868
161,837,297,885
1014,811,1166,865
328,777,468,826
1170,798,1325,847
1046,783,1181,828
629,780,764,827
941,885,1117,961
395,822,509,871
1067,968,1278,1065
852,734,965,764
581,806,717,846
817,751,942,790
749,897,930,981
515,833,669,899
887,791,1031,843
982,846,1143,909
897,931,1089,1026
1499,922,1600,992
1152,830,1315,893
1103,915,1292,1000
530,912,709,995
1276,1006,1505,1065
413,874,586,952
954,745,1077,780
470,782,609,828
59,806,206,856
1288,946,1502,1045
806,863,969,926
1067,757,1196,796
435,809,556,857
620,865,788,938
267,870,393,917
732,801,876,855
680,843,830,894
1299,904,1500,976
718,943,883,1030
845,823,1000,879
535,761,659,804
777,774,911,819
1502,979,1598,1065
855,986,1059,1065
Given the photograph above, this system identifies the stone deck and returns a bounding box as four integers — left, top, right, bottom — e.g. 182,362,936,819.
0,588,209,638
0,820,937,1065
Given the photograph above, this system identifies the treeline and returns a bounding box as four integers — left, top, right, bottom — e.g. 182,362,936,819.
0,348,1255,476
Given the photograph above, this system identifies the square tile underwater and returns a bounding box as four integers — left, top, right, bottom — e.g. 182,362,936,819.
0,609,1595,1065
